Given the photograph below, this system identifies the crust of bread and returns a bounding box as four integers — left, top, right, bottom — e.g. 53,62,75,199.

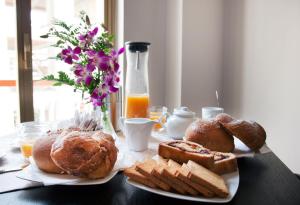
162,160,198,196
185,119,234,152
152,164,186,194
187,160,229,198
220,120,266,150
124,166,156,188
175,163,214,197
135,159,171,191
158,141,214,169
50,131,117,179
211,152,237,175
32,133,64,174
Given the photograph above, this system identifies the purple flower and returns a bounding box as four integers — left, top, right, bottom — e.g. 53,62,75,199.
109,47,124,72
102,71,120,93
78,27,98,48
74,64,93,86
90,86,108,107
61,46,81,64
86,50,111,72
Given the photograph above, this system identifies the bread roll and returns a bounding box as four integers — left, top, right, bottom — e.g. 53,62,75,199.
185,119,234,152
32,131,64,174
51,131,118,179
219,119,266,151
215,113,234,124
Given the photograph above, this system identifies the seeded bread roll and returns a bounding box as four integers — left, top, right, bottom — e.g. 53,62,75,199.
221,120,266,151
185,119,234,152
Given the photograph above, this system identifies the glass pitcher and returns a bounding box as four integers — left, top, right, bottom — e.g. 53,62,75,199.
125,42,151,118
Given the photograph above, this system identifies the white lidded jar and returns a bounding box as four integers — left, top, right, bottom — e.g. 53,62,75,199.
165,107,196,140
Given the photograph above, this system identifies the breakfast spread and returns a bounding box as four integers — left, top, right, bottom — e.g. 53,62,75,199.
28,111,266,201
32,129,118,179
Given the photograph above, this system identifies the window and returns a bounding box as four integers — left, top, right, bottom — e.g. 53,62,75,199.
0,0,108,134
0,0,18,134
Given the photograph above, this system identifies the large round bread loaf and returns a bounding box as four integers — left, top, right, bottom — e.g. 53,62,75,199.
185,119,234,152
51,131,118,179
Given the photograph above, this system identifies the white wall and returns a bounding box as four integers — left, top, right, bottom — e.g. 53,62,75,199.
222,0,300,173
123,0,166,106
181,0,224,116
165,0,183,111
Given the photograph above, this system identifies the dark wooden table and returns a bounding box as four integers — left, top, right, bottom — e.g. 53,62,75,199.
0,152,299,205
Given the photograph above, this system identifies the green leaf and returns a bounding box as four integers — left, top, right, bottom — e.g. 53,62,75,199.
54,20,71,31
42,74,55,80
40,34,49,38
53,82,63,86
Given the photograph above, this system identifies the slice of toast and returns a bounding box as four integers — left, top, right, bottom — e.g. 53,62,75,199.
166,160,199,196
124,165,156,188
187,160,229,198
159,160,198,196
212,152,237,175
157,155,168,165
135,159,171,191
169,159,214,197
152,162,186,194
175,163,214,197
158,141,214,169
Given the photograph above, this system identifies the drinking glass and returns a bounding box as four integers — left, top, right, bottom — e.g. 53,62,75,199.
149,106,167,131
17,122,50,159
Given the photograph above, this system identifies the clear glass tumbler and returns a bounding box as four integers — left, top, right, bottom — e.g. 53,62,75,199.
17,122,50,159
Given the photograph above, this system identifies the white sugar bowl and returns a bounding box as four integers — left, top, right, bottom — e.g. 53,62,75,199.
165,107,196,140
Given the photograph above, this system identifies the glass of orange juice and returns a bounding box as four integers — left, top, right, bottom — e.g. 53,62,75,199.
149,106,168,131
125,94,150,118
17,122,50,160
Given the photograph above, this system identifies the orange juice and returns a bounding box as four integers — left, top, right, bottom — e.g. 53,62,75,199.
126,94,150,118
150,114,165,130
20,143,33,158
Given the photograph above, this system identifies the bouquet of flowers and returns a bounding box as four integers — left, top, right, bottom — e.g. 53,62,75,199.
41,11,124,114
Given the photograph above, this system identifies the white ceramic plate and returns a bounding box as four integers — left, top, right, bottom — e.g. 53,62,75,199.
17,152,124,186
17,159,119,186
126,170,239,203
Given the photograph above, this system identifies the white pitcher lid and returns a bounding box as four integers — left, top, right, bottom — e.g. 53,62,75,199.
173,107,195,118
